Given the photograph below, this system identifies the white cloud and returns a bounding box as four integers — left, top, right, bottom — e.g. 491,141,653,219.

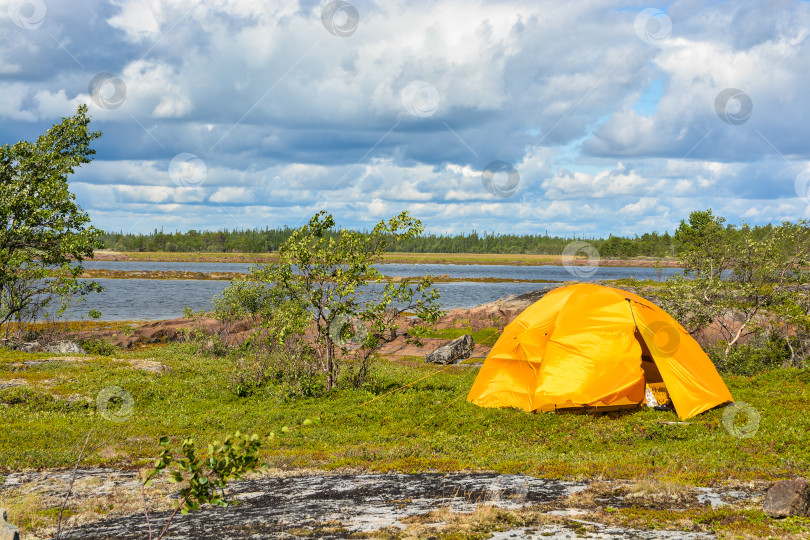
106,0,164,39
1,0,808,235
541,164,665,200
209,187,253,203
584,3,810,160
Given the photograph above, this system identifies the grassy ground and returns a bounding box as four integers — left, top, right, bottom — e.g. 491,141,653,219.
1,343,807,481
1,341,809,537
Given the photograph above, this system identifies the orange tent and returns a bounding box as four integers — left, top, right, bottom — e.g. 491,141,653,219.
467,283,732,420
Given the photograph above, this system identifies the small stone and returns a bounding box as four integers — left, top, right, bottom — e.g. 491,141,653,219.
0,379,27,390
128,359,170,374
764,477,810,518
0,508,20,540
426,334,475,364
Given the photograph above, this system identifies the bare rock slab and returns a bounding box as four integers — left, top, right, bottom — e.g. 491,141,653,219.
44,340,86,354
16,341,43,352
764,477,810,518
70,473,585,539
426,334,475,364
0,509,20,540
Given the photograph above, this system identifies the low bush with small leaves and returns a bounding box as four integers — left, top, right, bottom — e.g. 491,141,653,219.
710,333,792,375
79,337,117,356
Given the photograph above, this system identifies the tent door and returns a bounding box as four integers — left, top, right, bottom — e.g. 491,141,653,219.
635,329,665,385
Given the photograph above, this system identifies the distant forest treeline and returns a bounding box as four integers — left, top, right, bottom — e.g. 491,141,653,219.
99,221,782,258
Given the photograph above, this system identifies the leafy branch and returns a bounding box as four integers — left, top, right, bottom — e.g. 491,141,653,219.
142,419,319,539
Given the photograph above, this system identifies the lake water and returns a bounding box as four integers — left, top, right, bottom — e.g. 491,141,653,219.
65,262,681,321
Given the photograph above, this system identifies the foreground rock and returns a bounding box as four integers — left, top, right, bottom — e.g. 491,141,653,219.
764,477,810,518
4,468,766,539
69,473,589,539
426,334,475,364
0,509,19,540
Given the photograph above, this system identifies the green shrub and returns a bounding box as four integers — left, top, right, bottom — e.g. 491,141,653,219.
181,308,231,357
215,211,442,394
142,420,318,538
227,338,325,399
0,385,48,406
0,386,90,412
79,337,117,356
22,328,44,342
227,354,269,398
180,326,229,357
710,333,790,375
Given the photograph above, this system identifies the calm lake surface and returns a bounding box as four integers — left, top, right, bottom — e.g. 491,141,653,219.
67,262,681,321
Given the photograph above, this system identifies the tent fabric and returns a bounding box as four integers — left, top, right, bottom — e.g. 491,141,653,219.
467,283,733,420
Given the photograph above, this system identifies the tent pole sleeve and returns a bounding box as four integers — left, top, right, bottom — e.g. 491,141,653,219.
625,298,640,330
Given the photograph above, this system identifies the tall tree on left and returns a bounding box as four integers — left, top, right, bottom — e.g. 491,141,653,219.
0,105,104,331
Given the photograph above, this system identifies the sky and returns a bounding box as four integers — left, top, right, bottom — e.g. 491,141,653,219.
2,0,810,236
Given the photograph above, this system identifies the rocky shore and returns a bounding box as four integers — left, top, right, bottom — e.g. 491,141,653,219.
91,250,683,268
7,285,734,358
76,267,563,284
78,269,246,280
41,288,545,352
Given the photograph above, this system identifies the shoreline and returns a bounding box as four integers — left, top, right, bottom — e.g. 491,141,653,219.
91,250,682,268
76,268,569,283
